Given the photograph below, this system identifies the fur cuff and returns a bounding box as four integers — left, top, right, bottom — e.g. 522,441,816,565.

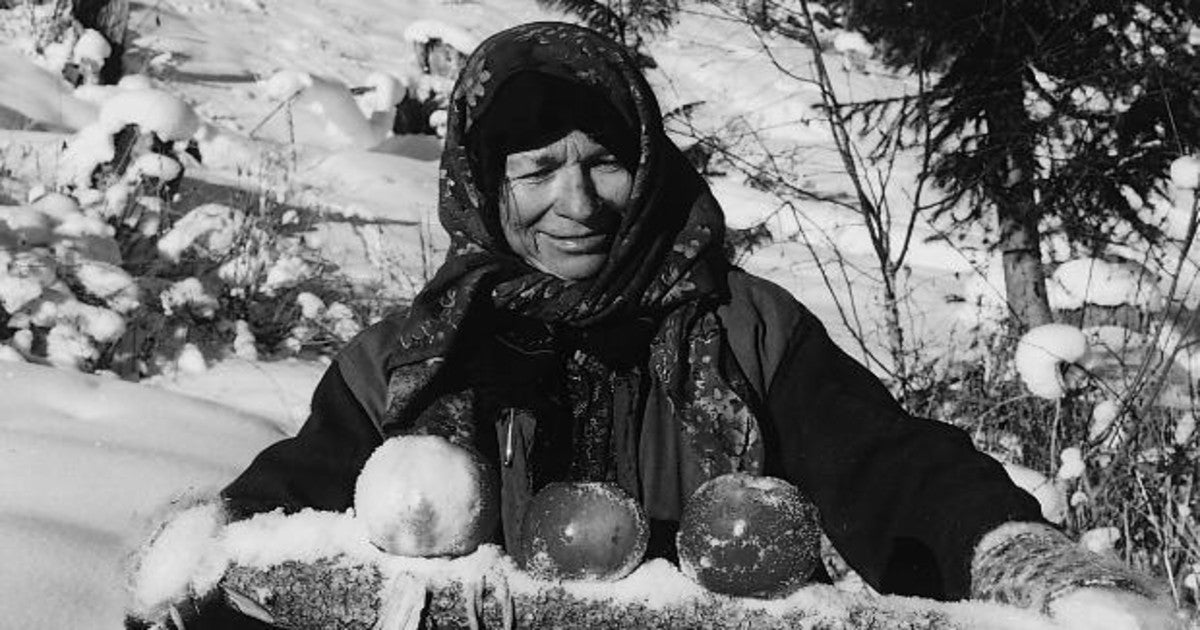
125,493,232,624
970,522,1156,614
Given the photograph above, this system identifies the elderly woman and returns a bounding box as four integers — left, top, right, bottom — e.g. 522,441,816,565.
130,21,1179,630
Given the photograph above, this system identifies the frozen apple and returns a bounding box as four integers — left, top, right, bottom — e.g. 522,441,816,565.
518,482,648,581
676,472,821,598
353,435,499,557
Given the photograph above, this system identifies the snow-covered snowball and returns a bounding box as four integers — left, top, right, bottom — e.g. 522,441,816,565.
233,320,258,361
160,278,218,318
1170,155,1200,189
176,343,207,375
73,260,139,312
1080,526,1121,555
354,435,497,557
0,344,25,363
325,302,361,342
157,203,246,262
1175,413,1196,446
73,29,112,66
1014,324,1089,399
1001,460,1068,524
262,255,313,296
402,19,480,55
126,154,182,182
1070,490,1089,507
1047,258,1164,312
1056,447,1086,481
262,70,313,100
45,323,97,370
98,89,201,141
832,31,873,56
11,329,33,354
296,291,325,319
1089,400,1120,441
118,74,153,91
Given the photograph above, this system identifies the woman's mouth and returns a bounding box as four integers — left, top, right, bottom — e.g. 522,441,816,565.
541,232,610,253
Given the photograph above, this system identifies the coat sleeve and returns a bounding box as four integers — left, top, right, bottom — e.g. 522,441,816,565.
220,362,383,520
760,304,1045,601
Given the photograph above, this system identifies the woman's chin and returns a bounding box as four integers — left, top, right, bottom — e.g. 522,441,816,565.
536,254,608,282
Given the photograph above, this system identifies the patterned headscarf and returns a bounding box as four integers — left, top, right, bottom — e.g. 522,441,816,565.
382,22,762,533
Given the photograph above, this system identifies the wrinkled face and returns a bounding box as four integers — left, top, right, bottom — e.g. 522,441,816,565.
500,129,633,281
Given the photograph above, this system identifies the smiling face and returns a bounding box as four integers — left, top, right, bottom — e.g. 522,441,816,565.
499,129,633,282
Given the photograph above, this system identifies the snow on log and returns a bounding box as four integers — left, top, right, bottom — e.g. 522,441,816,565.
204,511,1056,630
222,558,962,630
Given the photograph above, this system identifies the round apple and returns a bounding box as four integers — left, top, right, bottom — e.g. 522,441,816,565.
354,434,499,557
676,472,821,598
518,482,648,581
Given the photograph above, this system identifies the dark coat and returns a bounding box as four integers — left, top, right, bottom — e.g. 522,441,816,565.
221,269,1043,601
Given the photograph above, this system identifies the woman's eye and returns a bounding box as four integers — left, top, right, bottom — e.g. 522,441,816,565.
592,157,623,171
513,168,554,182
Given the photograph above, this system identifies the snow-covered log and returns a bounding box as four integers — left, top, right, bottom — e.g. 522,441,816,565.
203,511,1056,630
221,558,968,630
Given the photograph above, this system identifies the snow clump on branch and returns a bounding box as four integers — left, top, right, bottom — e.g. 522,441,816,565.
1014,324,1090,400
1047,258,1164,312
402,19,480,55
1170,155,1200,189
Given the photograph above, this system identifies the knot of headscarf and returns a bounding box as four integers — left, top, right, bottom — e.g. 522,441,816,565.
379,22,763,540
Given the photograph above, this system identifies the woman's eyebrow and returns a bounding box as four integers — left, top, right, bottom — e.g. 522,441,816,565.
511,151,563,171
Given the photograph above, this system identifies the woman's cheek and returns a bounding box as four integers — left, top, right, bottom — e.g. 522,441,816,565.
501,186,549,254
594,169,633,213
506,182,554,225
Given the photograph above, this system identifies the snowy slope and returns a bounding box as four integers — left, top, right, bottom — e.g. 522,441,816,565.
0,362,288,629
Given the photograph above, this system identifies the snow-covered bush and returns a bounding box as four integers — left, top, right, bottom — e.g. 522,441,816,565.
0,84,367,376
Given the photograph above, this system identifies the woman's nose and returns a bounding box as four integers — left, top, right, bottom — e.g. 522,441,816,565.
554,165,598,220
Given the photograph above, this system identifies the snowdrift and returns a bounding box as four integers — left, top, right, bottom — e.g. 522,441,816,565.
0,362,286,629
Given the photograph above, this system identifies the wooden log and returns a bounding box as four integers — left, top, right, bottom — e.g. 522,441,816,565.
208,511,1057,630
222,557,964,630
219,555,1062,630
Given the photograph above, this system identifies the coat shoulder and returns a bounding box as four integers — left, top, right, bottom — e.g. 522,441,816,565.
718,269,809,397
333,307,411,429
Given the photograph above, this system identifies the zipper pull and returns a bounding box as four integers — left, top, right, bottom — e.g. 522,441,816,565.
503,408,515,468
